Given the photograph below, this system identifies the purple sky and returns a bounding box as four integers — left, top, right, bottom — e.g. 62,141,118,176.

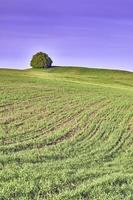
0,0,133,71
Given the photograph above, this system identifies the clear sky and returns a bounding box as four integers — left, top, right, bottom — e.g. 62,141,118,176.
0,0,133,71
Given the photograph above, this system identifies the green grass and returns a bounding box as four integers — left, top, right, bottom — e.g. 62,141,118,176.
0,66,133,200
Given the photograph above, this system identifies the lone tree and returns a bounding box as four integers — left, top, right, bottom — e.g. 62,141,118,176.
30,52,53,68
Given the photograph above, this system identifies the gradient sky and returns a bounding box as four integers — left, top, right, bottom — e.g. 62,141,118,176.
0,0,133,71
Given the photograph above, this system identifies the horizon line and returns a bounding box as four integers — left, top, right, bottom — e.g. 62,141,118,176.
0,65,132,73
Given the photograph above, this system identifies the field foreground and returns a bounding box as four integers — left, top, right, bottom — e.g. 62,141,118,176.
0,67,133,200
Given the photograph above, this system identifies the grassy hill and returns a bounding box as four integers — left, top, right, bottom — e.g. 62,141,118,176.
0,67,133,200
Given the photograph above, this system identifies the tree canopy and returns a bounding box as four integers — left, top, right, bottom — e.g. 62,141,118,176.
30,52,53,68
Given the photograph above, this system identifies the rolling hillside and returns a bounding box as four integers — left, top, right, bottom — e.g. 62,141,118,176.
0,67,133,200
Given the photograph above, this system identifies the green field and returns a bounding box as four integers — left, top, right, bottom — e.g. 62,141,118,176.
0,67,133,200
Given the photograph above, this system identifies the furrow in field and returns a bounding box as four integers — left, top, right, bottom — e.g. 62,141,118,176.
0,98,107,154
